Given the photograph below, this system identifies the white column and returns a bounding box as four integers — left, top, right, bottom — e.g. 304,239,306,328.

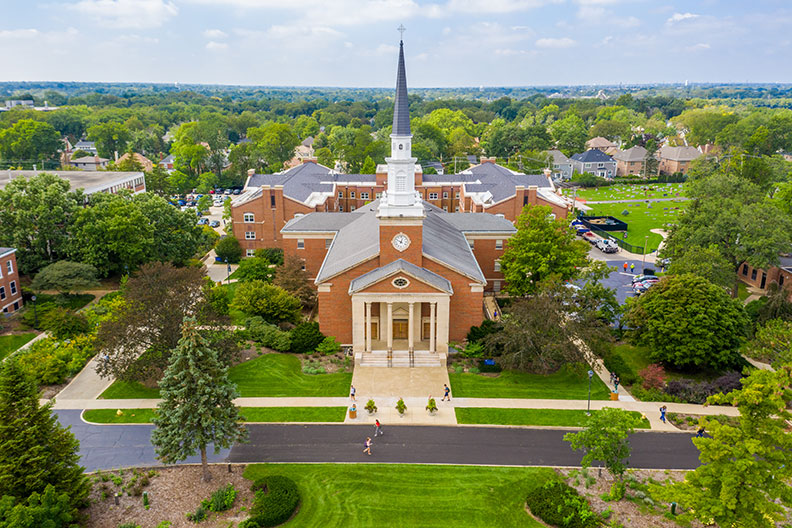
436,297,450,354
352,296,365,354
408,301,415,351
429,301,436,353
386,302,393,351
365,301,372,352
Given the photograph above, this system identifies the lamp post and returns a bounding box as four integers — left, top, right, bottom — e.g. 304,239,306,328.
642,235,649,273
586,369,594,415
31,295,38,328
225,258,231,285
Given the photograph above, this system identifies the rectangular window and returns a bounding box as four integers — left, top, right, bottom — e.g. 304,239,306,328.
270,195,276,208
246,249,255,257
442,206,448,211
742,264,748,276
361,192,369,200
297,239,305,249
443,192,449,199
455,206,460,212
751,269,757,280
243,213,254,223
9,282,15,295
339,205,344,212
0,286,4,300
350,192,356,199
245,232,255,240
350,205,356,211
429,192,439,200
598,163,604,168
493,280,501,292
495,240,503,250
301,261,306,271
585,163,592,168
455,192,460,199
523,196,528,205
494,261,501,272
6,260,12,274
325,239,332,249
338,191,344,198
375,192,382,199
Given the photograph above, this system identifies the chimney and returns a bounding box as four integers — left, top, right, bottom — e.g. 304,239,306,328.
480,156,496,164
301,156,317,164
247,168,256,177
543,168,552,178
114,150,119,162
528,185,538,204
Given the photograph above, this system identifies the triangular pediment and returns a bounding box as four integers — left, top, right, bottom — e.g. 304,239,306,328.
348,259,453,295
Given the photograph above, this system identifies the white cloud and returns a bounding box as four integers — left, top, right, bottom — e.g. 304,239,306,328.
535,37,576,48
0,29,39,39
68,0,178,29
667,12,699,24
686,42,711,51
203,29,228,39
444,0,558,13
206,41,228,50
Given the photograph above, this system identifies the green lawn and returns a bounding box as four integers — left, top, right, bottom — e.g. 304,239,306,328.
586,200,689,252
455,407,650,428
83,406,346,424
610,342,737,384
100,353,353,399
243,463,555,527
568,182,687,202
33,293,96,311
449,369,611,400
736,281,751,302
0,333,37,361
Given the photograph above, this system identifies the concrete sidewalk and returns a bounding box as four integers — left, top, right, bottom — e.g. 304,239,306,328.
55,357,114,400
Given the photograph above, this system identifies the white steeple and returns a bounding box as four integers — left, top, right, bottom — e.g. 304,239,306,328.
378,35,424,219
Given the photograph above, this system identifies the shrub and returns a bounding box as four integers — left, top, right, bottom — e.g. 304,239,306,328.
467,319,502,344
477,359,502,373
21,301,57,329
315,336,341,356
608,480,625,501
186,504,208,522
426,397,437,412
301,360,326,374
201,483,237,513
242,476,300,528
118,524,141,528
468,367,480,374
630,386,680,403
664,372,742,404
41,307,90,339
235,257,275,282
232,281,302,324
602,353,638,386
246,317,291,352
215,236,243,264
638,363,666,390
364,399,377,414
525,480,599,528
16,334,96,385
254,248,284,266
396,398,406,415
290,322,324,354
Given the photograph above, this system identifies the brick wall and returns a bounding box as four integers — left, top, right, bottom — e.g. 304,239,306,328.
0,252,23,313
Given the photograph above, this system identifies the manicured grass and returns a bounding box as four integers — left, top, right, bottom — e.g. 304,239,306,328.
449,369,611,400
34,293,96,311
83,407,346,424
455,407,651,428
610,342,735,383
568,182,687,202
230,353,352,397
586,200,689,253
100,353,353,399
736,281,751,302
243,463,555,527
0,333,37,361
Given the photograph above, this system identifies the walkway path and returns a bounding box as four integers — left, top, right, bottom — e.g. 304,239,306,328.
203,249,239,284
55,357,114,400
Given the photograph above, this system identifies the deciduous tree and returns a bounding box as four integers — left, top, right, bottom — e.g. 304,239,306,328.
564,407,641,479
0,119,62,165
273,255,316,309
667,245,734,290
231,281,301,324
249,122,299,172
31,261,99,295
87,121,131,159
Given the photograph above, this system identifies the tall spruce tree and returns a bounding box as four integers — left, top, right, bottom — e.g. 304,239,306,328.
0,360,89,515
151,317,248,482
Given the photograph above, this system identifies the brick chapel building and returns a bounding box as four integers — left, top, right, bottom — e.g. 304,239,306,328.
273,40,523,365
0,248,23,313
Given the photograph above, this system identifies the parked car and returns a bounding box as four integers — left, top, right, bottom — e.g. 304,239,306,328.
223,189,231,195
596,239,619,253
582,232,598,244
631,274,659,285
177,199,186,206
209,189,216,194
197,218,209,225
232,189,241,195
209,220,220,227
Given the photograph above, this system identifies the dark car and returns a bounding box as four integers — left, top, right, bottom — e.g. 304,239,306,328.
197,218,209,225
232,189,241,195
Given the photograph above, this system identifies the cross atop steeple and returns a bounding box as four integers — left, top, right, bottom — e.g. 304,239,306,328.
397,24,406,41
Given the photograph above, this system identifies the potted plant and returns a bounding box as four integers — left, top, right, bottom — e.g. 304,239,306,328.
426,397,438,414
365,399,377,414
396,397,406,416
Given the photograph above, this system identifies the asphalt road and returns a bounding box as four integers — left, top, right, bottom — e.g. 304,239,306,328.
57,411,702,471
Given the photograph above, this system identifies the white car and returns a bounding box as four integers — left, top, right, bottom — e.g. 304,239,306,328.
596,239,619,253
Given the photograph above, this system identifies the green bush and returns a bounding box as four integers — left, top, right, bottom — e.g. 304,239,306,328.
118,524,141,528
186,503,207,522
242,476,300,528
201,483,237,513
215,236,243,264
245,317,291,352
602,353,637,386
235,257,275,282
467,319,502,344
254,248,284,266
525,480,599,528
16,334,96,385
458,342,485,358
290,322,324,354
315,336,341,356
41,307,90,339
21,302,57,329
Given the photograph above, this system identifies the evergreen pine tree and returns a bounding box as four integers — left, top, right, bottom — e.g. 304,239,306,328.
151,317,248,481
0,360,89,514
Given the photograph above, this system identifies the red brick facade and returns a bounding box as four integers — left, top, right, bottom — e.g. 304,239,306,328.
740,261,792,301
0,250,23,313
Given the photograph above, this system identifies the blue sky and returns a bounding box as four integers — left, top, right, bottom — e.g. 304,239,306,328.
1,0,790,87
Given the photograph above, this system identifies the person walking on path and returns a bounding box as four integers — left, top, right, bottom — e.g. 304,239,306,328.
630,263,635,274
623,262,628,273
441,384,451,401
614,376,620,392
660,405,667,423
695,426,705,438
374,419,383,437
350,385,356,401
363,437,372,456
609,371,615,385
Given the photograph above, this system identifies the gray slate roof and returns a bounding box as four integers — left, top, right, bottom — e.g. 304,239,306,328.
612,145,647,162
571,149,615,163
658,146,701,162
349,259,453,294
461,163,552,203
546,149,570,163
248,162,334,203
0,248,15,258
392,40,410,136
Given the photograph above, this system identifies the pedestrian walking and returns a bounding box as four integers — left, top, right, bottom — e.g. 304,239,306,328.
623,262,628,272
350,385,356,401
609,371,615,385
614,376,620,392
374,419,383,437
363,437,372,456
630,263,635,274
695,426,705,438
441,383,451,401
660,405,667,423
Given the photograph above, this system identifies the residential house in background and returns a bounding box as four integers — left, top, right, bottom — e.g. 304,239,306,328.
116,152,154,172
0,248,23,313
570,149,616,178
585,137,617,152
73,139,98,155
70,155,109,171
739,254,792,301
612,145,648,177
546,149,573,181
657,145,701,175
159,154,175,172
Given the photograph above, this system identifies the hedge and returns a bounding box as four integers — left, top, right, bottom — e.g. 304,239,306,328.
525,481,599,528
242,476,300,528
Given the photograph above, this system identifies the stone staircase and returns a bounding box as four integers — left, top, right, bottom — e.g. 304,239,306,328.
357,350,443,368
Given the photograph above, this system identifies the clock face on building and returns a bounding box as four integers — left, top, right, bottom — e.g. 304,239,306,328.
392,233,411,252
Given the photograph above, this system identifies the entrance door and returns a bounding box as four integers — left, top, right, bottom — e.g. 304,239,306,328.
393,320,408,340
761,272,767,289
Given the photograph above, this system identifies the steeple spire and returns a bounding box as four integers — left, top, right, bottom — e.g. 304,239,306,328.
392,36,410,136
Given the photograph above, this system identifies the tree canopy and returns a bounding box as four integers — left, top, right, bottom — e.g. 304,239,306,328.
31,260,99,294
